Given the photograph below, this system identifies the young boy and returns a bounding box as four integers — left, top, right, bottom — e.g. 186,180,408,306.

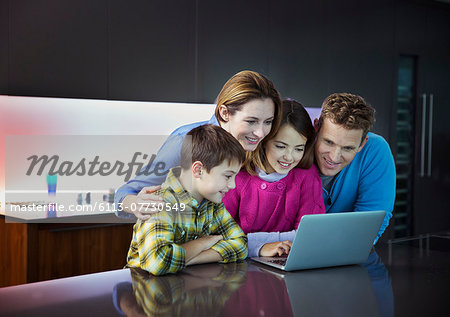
125,124,248,275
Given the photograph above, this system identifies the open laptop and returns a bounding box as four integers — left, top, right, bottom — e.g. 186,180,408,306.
251,210,385,271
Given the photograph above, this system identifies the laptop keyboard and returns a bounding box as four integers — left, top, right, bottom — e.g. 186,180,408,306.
268,258,287,266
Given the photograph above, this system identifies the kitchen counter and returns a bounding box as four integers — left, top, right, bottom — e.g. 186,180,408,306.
1,240,449,316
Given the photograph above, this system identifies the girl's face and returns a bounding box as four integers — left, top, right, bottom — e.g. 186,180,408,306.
219,98,275,152
265,124,307,174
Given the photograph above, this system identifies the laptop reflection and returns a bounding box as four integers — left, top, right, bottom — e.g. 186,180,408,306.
252,264,381,317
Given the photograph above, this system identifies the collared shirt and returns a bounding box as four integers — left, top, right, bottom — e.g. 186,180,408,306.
126,167,248,276
256,167,288,183
319,173,336,194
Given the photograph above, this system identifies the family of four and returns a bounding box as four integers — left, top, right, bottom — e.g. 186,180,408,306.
114,70,396,276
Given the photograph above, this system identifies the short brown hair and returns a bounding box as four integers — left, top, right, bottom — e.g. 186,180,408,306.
318,93,375,141
245,99,316,174
180,124,246,171
214,70,282,144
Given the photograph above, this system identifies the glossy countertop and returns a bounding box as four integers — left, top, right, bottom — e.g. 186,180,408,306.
0,240,449,316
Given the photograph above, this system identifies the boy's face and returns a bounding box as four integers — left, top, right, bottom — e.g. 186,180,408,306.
196,160,241,204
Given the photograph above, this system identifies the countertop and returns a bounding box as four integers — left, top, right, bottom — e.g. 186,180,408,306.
0,240,449,316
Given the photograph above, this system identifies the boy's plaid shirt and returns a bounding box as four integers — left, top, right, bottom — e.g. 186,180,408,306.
126,167,248,275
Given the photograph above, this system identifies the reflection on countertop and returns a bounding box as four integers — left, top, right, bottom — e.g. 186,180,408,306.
1,242,449,316
119,262,248,316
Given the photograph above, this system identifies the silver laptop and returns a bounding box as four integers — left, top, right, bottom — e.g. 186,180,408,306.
251,210,385,271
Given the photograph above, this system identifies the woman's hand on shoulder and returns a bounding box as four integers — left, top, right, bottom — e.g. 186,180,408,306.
259,240,292,257
121,185,164,220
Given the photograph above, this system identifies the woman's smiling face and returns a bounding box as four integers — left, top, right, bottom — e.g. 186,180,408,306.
220,98,275,152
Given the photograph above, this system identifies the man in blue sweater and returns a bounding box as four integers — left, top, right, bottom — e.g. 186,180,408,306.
314,93,396,243
247,93,395,256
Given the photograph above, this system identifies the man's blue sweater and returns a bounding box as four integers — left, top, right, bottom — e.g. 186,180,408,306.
322,132,396,243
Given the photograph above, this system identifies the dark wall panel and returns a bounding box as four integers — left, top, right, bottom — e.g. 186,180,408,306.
0,0,8,94
396,0,427,55
197,0,270,103
9,0,108,99
268,0,329,108
108,0,196,102
326,0,395,139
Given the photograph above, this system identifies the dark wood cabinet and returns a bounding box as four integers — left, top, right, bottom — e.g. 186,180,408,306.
0,216,133,287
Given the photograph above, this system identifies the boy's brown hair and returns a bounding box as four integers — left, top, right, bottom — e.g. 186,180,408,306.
180,124,246,172
318,93,375,142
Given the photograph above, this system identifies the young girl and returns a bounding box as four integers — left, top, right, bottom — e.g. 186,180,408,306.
223,99,325,257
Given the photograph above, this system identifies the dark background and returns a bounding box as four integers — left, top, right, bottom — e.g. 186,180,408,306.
1,0,450,238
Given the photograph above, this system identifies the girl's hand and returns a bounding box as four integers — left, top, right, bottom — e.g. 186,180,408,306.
259,240,293,257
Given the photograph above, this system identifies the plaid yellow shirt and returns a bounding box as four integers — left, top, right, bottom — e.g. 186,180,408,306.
126,167,248,275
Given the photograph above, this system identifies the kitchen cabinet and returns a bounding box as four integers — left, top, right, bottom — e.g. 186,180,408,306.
0,215,133,287
395,0,450,235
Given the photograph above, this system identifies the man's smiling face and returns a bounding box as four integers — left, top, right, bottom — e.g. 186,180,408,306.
314,118,368,176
